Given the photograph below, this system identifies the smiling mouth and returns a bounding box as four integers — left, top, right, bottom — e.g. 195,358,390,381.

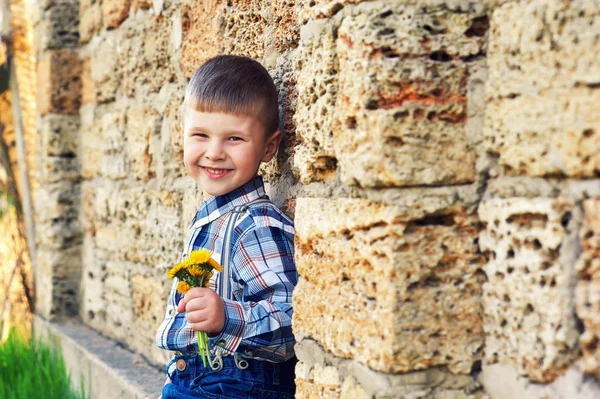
201,166,232,178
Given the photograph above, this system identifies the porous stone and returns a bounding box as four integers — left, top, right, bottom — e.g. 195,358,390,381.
35,245,82,319
478,198,580,382
79,105,103,180
90,37,118,102
125,105,161,181
104,261,135,341
132,0,153,11
293,198,484,374
39,156,80,183
159,91,186,179
40,114,79,157
100,110,128,180
102,0,132,29
38,2,79,49
300,0,365,22
116,15,176,97
37,50,82,115
292,22,338,183
34,180,80,222
272,0,299,52
575,198,600,379
220,1,265,60
485,0,600,178
79,1,102,43
332,4,484,187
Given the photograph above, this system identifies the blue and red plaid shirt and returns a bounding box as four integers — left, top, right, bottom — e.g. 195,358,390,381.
156,176,297,364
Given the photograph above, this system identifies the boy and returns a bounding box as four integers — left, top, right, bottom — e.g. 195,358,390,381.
156,55,297,399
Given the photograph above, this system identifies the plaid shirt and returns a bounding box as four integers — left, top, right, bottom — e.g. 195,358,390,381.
155,176,297,364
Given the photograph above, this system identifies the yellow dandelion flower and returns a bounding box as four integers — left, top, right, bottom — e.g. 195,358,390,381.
188,265,209,278
189,250,212,265
167,259,189,279
208,258,223,273
177,280,192,294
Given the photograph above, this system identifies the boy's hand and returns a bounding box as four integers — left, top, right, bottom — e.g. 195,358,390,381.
177,287,225,334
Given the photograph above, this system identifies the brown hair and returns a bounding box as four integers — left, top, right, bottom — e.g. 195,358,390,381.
182,55,279,136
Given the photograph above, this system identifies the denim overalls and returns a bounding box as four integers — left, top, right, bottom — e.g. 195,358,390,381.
161,198,297,399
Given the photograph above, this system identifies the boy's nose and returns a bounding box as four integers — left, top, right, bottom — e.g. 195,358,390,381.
205,142,225,160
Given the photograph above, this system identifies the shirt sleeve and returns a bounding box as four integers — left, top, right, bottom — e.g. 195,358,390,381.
208,224,297,362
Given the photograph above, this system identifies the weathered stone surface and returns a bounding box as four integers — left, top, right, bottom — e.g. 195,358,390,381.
160,91,186,179
104,261,134,341
102,0,131,29
478,198,580,382
132,0,152,11
41,114,79,157
37,50,82,115
179,0,264,79
272,0,299,52
39,156,80,184
333,5,484,187
116,15,176,97
79,0,102,43
34,180,80,222
485,1,600,178
80,105,103,179
294,198,484,374
90,37,118,102
125,105,161,181
300,0,365,22
575,198,600,379
100,110,128,180
292,22,338,183
38,2,79,49
81,58,96,105
35,246,82,319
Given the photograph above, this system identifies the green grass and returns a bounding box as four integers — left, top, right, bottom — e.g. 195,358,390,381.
0,329,87,399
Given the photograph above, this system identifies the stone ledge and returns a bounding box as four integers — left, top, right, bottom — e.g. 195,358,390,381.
34,315,164,399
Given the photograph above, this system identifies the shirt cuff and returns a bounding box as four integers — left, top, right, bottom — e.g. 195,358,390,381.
207,297,246,355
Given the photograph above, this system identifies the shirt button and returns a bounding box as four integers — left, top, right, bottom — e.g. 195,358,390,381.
217,340,226,348
168,309,176,316
244,350,253,356
176,359,187,371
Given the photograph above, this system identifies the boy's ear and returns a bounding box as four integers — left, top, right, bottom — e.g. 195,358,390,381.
261,130,282,162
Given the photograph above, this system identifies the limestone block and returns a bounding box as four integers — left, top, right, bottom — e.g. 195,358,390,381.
116,16,176,97
575,198,600,379
179,0,264,79
39,2,79,49
36,214,82,249
293,198,484,374
102,0,131,29
40,156,80,184
125,105,161,181
34,181,80,222
160,92,186,179
179,0,224,78
104,261,134,341
91,38,118,102
101,110,129,179
478,198,580,382
332,5,484,187
41,114,79,157
132,0,152,11
292,24,338,183
272,0,299,52
80,234,107,329
79,1,102,43
81,58,96,105
35,246,82,319
485,0,600,178
37,50,82,115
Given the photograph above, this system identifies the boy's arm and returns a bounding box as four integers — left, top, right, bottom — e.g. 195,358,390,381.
208,225,297,362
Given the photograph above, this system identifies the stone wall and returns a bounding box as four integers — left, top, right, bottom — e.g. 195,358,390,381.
25,0,600,398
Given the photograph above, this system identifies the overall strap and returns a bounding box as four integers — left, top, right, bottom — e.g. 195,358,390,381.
219,197,273,300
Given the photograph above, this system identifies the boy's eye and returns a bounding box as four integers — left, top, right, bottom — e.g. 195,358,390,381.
228,136,243,142
193,132,208,138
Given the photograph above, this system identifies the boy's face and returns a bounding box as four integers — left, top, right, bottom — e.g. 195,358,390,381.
183,109,281,198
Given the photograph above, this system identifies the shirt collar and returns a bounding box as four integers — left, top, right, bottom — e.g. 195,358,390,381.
189,175,267,229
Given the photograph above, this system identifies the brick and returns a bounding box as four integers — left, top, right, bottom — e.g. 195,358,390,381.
293,198,484,374
79,1,102,43
478,198,580,382
332,5,483,188
102,0,131,29
575,198,600,379
38,2,79,49
485,1,600,178
37,50,82,115
125,105,161,181
40,114,79,157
